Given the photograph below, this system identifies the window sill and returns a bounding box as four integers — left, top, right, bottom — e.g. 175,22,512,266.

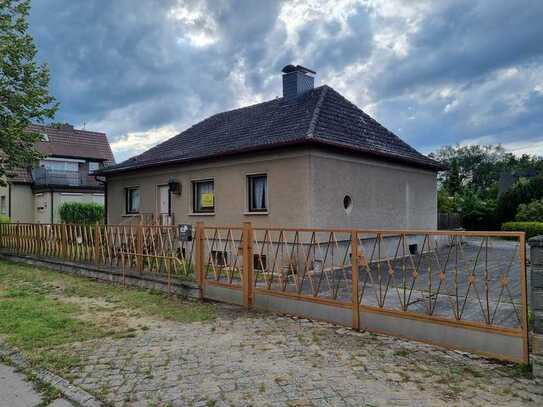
122,214,140,217
188,212,215,216
244,211,269,216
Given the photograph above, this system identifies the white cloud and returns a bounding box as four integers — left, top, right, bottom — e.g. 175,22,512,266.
110,126,180,162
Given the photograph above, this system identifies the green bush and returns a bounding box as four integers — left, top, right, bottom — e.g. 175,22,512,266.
0,215,10,223
58,202,104,224
501,221,543,239
497,176,543,223
516,199,543,222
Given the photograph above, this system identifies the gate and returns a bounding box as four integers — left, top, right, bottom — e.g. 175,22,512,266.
197,223,528,363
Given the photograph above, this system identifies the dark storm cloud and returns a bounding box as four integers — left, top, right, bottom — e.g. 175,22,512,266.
372,0,543,98
27,0,543,161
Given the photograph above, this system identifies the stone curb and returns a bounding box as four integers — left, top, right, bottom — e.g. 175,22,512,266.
0,342,102,407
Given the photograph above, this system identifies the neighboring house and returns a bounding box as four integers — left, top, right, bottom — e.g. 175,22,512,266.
0,123,115,223
98,65,444,229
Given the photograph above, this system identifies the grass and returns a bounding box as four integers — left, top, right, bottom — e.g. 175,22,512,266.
0,259,216,377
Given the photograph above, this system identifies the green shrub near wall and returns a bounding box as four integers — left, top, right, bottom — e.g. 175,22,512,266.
0,215,10,223
501,221,543,239
58,202,104,224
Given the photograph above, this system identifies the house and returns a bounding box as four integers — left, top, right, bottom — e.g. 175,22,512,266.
0,123,115,223
98,65,444,229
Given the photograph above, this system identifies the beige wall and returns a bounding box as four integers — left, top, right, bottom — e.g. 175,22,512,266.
10,184,34,223
106,150,312,227
308,149,437,229
106,147,437,229
0,183,9,218
33,191,51,223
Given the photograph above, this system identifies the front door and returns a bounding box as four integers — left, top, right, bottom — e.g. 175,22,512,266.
158,185,171,225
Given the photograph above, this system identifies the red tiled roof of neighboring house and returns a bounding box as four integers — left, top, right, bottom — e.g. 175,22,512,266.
6,123,115,184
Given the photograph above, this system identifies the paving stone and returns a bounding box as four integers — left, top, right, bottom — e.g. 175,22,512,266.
47,304,543,406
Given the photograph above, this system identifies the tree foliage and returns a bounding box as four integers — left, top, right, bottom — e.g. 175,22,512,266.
0,0,58,186
516,199,543,222
59,202,104,224
497,176,543,223
432,144,543,229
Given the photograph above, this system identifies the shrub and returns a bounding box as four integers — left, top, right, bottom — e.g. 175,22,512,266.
0,215,10,223
501,221,543,239
516,199,543,222
58,202,104,224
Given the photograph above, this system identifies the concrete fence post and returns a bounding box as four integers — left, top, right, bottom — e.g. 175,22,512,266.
528,235,543,381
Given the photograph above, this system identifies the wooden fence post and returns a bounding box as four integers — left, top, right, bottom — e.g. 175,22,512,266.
94,223,101,266
351,230,360,331
243,221,254,309
195,222,205,298
136,224,144,273
61,224,68,259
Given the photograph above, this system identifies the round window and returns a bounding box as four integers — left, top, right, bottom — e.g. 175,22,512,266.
343,195,353,214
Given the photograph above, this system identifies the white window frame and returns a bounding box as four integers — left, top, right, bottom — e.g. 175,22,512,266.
88,162,100,174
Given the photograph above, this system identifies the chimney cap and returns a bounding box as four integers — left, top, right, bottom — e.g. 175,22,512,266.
281,64,316,75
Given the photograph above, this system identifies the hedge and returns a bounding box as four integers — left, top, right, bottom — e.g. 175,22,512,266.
58,202,104,224
501,221,543,239
0,215,10,223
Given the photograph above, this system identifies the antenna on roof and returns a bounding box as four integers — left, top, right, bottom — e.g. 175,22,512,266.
83,121,86,130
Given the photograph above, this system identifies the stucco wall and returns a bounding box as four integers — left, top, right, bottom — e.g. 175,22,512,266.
33,191,51,223
106,147,437,230
10,184,34,223
0,183,9,218
106,149,311,227
308,149,437,229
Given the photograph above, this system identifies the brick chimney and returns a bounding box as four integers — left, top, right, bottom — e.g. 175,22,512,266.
281,64,316,100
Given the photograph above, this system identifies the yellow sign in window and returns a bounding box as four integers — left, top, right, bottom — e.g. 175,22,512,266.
201,192,214,208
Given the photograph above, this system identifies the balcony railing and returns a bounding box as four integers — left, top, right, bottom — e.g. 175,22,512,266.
31,167,98,187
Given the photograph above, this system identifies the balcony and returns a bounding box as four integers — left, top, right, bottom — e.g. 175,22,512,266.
31,167,99,188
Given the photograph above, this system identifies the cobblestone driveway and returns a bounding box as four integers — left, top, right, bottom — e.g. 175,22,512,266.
55,304,542,407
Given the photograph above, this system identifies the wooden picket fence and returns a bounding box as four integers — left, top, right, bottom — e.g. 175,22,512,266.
0,222,195,279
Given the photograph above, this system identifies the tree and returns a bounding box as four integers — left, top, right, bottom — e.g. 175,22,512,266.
443,158,463,195
430,144,510,198
0,0,58,186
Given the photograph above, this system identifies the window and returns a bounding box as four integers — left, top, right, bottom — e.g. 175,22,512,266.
211,250,228,267
192,180,214,213
126,188,140,214
343,195,353,214
88,162,100,174
254,254,267,271
248,174,267,212
40,159,78,172
0,196,6,215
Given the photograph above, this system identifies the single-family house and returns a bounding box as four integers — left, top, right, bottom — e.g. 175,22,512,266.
0,123,115,223
98,65,444,229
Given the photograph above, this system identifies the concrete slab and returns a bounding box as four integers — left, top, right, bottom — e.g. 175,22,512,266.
0,363,41,407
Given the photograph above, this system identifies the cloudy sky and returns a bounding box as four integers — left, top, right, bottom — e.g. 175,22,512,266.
29,0,543,163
